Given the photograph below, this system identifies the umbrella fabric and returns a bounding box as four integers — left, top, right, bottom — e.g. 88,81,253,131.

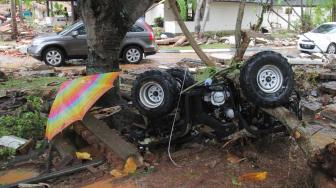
45,72,120,141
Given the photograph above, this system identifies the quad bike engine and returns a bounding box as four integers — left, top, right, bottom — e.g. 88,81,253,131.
203,84,235,120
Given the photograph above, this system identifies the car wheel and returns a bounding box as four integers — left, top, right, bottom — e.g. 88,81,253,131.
43,47,65,67
327,43,336,54
240,51,294,108
123,46,143,64
132,70,178,118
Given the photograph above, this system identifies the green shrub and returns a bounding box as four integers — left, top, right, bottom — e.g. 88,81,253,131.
0,96,47,140
154,17,164,27
153,27,164,38
0,148,15,160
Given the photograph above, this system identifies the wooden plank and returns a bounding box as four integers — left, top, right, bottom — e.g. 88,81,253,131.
81,113,142,163
53,134,77,170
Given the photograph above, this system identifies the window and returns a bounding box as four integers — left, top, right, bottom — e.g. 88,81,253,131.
77,26,86,35
312,24,336,34
177,0,206,22
131,25,144,32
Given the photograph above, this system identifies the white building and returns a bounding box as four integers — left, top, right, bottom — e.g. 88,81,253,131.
145,0,321,34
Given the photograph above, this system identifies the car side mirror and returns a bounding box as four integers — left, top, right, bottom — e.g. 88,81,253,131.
71,30,79,37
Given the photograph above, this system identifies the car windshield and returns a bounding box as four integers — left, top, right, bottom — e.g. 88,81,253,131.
312,24,336,34
58,22,83,35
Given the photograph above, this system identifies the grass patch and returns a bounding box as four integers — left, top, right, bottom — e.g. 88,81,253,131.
271,30,298,39
0,76,67,91
159,43,232,51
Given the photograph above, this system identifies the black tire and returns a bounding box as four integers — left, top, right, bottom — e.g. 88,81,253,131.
132,70,178,118
327,43,336,54
166,68,195,90
43,47,65,67
240,51,294,108
123,46,143,64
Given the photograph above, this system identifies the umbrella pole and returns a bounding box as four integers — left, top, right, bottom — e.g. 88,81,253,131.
45,140,54,173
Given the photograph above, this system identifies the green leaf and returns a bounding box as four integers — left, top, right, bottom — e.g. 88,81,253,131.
231,176,242,186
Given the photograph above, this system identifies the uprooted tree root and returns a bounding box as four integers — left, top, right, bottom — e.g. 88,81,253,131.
309,142,336,179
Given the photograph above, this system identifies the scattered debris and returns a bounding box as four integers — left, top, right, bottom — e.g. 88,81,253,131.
110,157,137,178
321,82,336,95
321,104,336,122
76,152,93,161
309,142,336,179
0,136,28,149
237,172,268,182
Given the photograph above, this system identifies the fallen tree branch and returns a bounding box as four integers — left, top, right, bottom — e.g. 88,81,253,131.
262,107,313,157
167,0,216,67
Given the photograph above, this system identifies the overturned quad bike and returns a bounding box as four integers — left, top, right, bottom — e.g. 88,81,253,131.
130,51,301,145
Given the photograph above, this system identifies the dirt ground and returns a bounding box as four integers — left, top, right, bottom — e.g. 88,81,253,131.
49,135,311,188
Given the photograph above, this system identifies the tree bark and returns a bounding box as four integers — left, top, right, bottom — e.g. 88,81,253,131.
262,107,313,157
78,0,154,74
10,0,18,40
168,0,215,67
233,0,246,62
78,0,155,105
199,0,211,38
194,0,204,39
233,1,268,63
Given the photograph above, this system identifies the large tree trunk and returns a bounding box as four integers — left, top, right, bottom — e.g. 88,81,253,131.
199,0,211,38
167,0,215,67
194,0,204,39
233,0,246,63
10,0,18,40
78,0,155,105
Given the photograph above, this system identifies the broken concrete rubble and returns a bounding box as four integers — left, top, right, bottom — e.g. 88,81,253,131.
301,99,322,115
321,82,336,95
321,104,336,122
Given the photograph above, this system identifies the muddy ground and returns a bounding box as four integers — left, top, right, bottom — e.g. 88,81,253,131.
54,136,311,188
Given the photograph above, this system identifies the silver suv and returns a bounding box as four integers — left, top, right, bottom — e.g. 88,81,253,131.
27,19,157,66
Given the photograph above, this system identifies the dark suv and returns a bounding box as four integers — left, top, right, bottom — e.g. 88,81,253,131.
27,19,157,66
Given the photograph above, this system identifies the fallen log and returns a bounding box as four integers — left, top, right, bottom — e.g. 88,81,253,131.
174,36,187,47
79,113,143,165
262,107,313,157
53,135,77,170
155,37,180,45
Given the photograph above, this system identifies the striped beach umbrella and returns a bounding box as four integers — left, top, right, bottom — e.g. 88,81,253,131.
45,72,120,141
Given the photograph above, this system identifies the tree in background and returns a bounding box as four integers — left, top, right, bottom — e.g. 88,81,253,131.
233,0,269,63
194,0,211,39
194,0,204,38
10,0,17,40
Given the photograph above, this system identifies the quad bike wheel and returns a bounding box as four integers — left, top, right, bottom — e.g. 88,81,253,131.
166,68,195,90
240,51,294,108
132,70,178,118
